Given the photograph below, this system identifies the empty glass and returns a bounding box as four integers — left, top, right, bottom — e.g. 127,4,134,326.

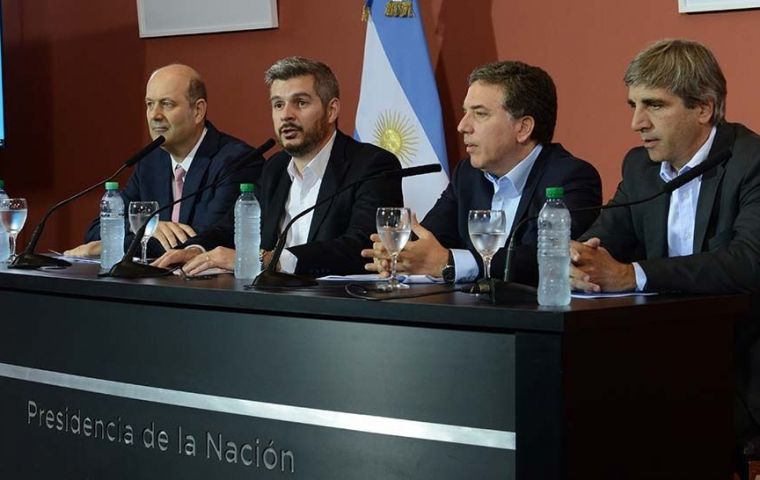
376,207,412,291
468,210,508,280
128,201,159,264
0,198,28,262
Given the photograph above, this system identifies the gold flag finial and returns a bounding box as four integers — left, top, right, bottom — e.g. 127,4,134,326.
361,1,370,22
385,0,414,17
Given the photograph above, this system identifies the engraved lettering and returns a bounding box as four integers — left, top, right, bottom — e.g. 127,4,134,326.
263,441,277,470
157,430,169,451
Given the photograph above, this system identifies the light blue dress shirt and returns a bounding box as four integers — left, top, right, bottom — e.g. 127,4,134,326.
632,126,717,290
453,144,543,282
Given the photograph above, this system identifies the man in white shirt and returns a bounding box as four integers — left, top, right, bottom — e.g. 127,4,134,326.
569,39,760,476
155,57,402,276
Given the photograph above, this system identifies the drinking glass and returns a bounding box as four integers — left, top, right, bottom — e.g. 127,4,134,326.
128,201,159,264
0,198,28,262
376,207,412,291
468,210,508,280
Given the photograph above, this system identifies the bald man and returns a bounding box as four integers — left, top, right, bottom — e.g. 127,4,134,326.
66,64,259,258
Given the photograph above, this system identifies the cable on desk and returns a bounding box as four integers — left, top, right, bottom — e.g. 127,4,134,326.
344,283,469,301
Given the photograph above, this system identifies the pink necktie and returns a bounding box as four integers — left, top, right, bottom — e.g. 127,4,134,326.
171,165,186,223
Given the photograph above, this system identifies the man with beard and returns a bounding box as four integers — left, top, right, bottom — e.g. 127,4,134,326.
65,64,258,258
155,57,402,277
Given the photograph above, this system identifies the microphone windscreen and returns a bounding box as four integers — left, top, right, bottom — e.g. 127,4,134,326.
384,163,442,178
662,149,731,193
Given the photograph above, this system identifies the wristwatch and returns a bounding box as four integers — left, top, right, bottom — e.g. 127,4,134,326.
441,250,456,284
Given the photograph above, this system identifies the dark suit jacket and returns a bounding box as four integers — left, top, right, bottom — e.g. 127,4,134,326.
187,130,403,277
84,121,259,257
580,122,760,439
422,143,602,285
580,122,760,294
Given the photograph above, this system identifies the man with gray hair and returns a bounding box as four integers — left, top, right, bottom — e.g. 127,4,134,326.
156,57,403,276
570,39,760,474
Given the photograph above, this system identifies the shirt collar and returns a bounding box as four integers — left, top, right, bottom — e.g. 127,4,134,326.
659,126,717,182
286,130,337,182
483,143,543,194
171,127,207,173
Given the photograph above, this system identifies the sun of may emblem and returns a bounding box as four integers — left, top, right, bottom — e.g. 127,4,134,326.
373,110,418,166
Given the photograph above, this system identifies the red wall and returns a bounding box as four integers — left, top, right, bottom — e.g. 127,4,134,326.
1,0,759,251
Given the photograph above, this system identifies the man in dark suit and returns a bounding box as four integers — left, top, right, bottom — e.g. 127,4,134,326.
155,57,402,276
362,61,602,285
569,39,760,477
65,64,257,258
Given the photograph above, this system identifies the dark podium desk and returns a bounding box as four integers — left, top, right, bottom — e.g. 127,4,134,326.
0,265,747,479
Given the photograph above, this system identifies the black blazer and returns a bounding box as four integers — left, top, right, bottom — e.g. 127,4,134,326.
580,122,760,294
84,121,259,257
188,130,403,277
422,143,602,285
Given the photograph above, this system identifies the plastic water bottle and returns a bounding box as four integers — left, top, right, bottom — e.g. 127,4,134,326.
0,180,9,263
537,187,571,306
234,183,261,280
100,181,125,270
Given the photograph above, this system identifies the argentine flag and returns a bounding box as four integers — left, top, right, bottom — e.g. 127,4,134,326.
355,0,449,218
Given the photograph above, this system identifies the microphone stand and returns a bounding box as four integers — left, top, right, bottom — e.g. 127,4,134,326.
489,149,732,305
9,136,166,270
103,138,275,279
252,163,443,289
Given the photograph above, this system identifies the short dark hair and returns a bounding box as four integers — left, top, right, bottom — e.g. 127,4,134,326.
624,38,726,124
468,61,557,144
265,57,340,106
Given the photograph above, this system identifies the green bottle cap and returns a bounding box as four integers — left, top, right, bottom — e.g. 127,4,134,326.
0,179,4,189
240,183,255,193
105,182,119,191
545,187,564,199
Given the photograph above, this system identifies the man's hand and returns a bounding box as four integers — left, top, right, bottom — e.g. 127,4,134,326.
570,238,636,292
180,246,235,276
64,241,102,258
152,247,202,269
152,221,197,251
361,215,449,277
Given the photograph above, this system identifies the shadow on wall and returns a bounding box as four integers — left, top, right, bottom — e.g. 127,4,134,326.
433,0,497,170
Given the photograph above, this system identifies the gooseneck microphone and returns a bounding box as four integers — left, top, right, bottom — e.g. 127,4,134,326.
103,138,276,279
9,136,166,270
252,163,443,288
490,149,732,304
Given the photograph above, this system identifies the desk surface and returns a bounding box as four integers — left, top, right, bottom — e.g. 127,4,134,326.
0,264,745,333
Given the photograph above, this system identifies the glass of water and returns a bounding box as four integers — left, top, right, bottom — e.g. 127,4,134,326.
0,198,28,262
128,201,159,264
468,210,508,280
376,207,412,291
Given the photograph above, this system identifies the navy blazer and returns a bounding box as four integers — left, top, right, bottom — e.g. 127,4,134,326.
84,121,259,257
422,143,602,285
187,130,403,277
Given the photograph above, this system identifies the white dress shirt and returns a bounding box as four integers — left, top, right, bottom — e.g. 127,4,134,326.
632,126,717,290
278,131,337,273
170,127,207,173
452,144,543,282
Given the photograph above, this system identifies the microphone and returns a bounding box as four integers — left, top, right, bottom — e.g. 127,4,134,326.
9,136,165,270
489,149,732,304
252,163,443,288
103,138,275,279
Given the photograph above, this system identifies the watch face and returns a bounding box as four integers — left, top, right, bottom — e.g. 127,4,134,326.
442,265,455,283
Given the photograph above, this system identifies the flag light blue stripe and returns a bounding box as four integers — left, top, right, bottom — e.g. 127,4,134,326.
368,0,448,174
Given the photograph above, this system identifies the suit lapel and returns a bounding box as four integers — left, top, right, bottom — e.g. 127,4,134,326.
644,192,670,258
263,161,292,247
156,151,174,221
175,123,220,224
308,132,348,242
511,145,550,234
693,124,733,252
